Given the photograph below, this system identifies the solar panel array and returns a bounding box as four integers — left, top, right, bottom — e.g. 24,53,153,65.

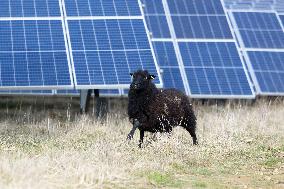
0,0,73,89
64,0,162,89
140,0,188,93
1,0,283,98
139,0,255,98
0,0,162,94
229,11,284,95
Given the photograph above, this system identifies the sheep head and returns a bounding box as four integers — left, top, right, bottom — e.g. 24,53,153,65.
129,70,156,91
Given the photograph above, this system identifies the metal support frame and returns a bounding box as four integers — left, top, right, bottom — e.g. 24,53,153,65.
80,89,92,113
95,89,108,119
80,89,108,118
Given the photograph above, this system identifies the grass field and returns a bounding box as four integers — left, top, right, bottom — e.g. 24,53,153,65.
0,99,283,189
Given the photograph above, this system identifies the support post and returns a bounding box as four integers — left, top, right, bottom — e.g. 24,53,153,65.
80,89,92,114
94,89,108,119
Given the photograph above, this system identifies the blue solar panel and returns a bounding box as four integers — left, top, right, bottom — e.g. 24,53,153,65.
233,12,284,48
65,0,141,16
185,67,253,95
247,51,284,94
167,0,224,14
140,0,255,98
152,42,185,92
145,16,171,38
152,42,179,67
172,16,232,39
167,0,232,39
0,0,61,17
179,42,253,96
141,0,170,38
141,0,187,92
65,0,161,89
161,68,186,92
141,0,165,14
0,19,72,88
280,15,284,26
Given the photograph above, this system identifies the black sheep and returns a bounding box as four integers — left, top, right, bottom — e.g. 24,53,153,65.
127,70,197,147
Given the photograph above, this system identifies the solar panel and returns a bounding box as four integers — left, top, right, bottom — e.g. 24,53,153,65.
180,42,254,96
161,0,254,98
0,0,73,90
0,0,61,17
246,51,284,94
232,12,284,49
168,0,232,39
152,42,186,92
140,0,188,93
138,0,255,98
229,11,284,95
63,0,162,89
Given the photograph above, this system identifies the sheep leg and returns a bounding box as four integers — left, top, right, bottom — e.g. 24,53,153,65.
127,119,140,140
186,127,198,145
138,130,144,148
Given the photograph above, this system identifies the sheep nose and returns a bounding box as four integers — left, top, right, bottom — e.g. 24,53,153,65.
131,83,140,89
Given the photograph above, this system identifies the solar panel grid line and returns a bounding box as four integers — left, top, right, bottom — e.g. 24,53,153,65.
227,11,261,94
244,48,284,52
0,17,63,21
66,16,144,20
176,38,236,42
151,38,174,42
220,1,255,96
161,0,191,95
225,9,276,13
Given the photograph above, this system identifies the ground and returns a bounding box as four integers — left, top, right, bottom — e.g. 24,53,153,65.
0,98,283,189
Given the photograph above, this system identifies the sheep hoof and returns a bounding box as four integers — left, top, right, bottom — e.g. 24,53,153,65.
127,134,133,140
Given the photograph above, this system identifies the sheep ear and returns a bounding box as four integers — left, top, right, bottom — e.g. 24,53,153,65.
149,75,156,80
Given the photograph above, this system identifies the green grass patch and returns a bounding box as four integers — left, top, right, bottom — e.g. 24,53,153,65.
145,171,185,188
263,157,283,167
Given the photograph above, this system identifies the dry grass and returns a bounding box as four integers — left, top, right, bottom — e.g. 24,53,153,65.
0,99,283,189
